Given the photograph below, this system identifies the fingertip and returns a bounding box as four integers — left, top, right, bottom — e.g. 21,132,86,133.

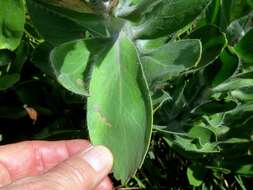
95,177,113,190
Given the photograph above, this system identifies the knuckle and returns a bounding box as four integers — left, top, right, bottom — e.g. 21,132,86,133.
43,158,96,190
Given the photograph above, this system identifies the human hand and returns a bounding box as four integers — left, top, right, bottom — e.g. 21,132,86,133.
0,140,113,190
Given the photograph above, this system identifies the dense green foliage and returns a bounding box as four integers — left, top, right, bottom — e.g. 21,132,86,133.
0,0,253,189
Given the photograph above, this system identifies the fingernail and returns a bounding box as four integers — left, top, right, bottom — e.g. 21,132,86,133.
82,145,113,172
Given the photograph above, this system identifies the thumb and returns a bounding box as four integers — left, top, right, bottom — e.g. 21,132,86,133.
41,145,114,190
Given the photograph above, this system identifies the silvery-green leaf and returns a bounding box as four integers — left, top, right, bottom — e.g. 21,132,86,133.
87,32,152,183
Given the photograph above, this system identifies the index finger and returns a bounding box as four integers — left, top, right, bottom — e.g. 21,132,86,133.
0,140,91,186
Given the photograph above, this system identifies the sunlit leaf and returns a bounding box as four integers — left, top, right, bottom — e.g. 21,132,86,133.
141,40,202,85
51,38,110,96
87,32,152,183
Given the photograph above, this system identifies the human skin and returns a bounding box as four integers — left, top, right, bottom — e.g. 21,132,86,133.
0,140,113,190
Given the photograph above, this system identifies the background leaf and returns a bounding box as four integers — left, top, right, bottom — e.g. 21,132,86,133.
235,29,253,64
188,25,227,66
132,0,211,39
141,39,202,85
0,0,25,50
50,39,91,96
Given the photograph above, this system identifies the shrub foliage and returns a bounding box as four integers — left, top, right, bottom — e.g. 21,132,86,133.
0,0,253,189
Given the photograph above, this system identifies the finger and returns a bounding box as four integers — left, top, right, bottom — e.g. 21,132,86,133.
0,140,91,185
5,145,113,190
94,177,113,190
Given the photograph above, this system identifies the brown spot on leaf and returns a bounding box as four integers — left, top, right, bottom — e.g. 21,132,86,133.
24,105,38,124
93,105,113,128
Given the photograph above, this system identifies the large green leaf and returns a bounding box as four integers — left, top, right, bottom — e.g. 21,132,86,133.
141,39,202,85
0,0,25,50
131,0,211,39
87,32,152,183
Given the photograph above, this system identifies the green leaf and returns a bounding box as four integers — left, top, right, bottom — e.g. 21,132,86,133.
206,0,253,31
235,29,253,65
227,71,253,101
224,102,253,127
212,47,239,86
188,25,227,66
187,125,216,145
141,39,202,85
137,37,169,53
231,87,253,102
39,0,94,13
27,0,85,45
27,0,108,45
0,0,25,50
157,128,219,159
50,39,92,96
87,32,152,183
115,0,153,21
226,14,253,44
163,134,219,159
0,73,20,91
132,0,211,39
213,78,253,93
